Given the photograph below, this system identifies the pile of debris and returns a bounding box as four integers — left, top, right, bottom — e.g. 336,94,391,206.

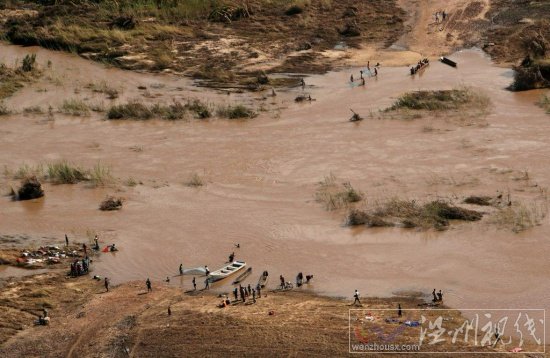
12,176,44,201
16,245,82,267
99,196,123,211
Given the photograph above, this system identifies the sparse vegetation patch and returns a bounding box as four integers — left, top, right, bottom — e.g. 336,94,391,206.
346,199,483,230
8,161,113,187
85,81,120,99
216,104,256,119
492,200,548,233
108,101,152,120
385,88,490,112
47,161,87,184
315,174,362,211
0,55,42,99
185,173,205,187
60,99,90,116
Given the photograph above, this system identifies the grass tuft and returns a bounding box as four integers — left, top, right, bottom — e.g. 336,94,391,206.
23,105,43,114
60,99,90,116
216,104,256,119
108,101,152,120
85,81,120,99
47,161,87,184
346,199,483,230
186,99,211,119
151,101,186,120
185,173,205,187
89,163,113,187
385,87,490,113
315,174,362,211
492,201,548,233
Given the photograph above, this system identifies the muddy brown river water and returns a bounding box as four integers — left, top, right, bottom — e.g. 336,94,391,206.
1,44,549,332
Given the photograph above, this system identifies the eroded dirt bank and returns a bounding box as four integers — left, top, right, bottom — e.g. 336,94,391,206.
1,275,545,357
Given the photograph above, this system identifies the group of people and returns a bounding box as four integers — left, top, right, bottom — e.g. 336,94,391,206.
350,61,380,86
218,283,265,308
410,58,430,75
279,272,313,289
69,257,90,277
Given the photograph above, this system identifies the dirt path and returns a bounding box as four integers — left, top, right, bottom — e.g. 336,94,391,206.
339,0,492,67
396,0,490,55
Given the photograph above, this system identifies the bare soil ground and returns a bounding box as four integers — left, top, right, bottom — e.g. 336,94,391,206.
0,271,542,357
0,0,405,89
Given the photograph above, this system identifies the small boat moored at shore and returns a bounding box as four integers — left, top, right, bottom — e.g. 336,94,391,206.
207,261,246,282
440,57,457,67
257,270,269,289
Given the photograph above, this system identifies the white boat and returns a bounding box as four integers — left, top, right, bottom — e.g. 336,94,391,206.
207,261,246,282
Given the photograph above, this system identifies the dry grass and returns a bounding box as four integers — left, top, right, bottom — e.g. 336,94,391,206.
47,161,87,184
107,101,153,120
89,163,114,187
124,177,139,187
8,161,113,186
315,173,362,211
0,57,41,99
23,105,43,114
492,200,548,233
184,173,205,187
346,198,483,230
107,101,187,120
85,81,120,99
59,99,90,116
107,100,253,120
186,99,211,119
463,195,494,206
384,87,490,115
216,104,257,119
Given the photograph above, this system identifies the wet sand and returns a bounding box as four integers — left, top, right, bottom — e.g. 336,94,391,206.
1,43,550,334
